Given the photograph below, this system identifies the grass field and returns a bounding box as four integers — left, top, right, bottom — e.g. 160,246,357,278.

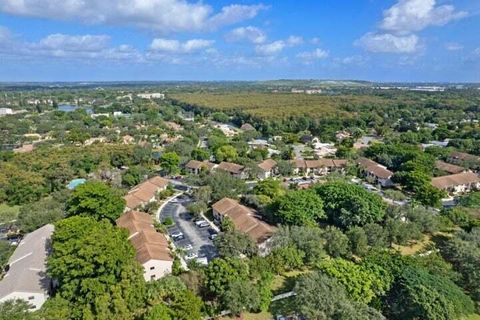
170,92,392,119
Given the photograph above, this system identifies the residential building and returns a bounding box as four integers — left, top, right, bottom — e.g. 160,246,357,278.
356,158,394,187
447,151,480,166
212,198,275,254
124,176,169,210
137,93,165,99
215,162,247,179
116,211,173,281
185,160,216,175
435,160,465,175
291,158,347,176
0,108,13,116
13,144,34,153
240,123,255,131
431,172,480,195
257,159,277,180
0,224,54,310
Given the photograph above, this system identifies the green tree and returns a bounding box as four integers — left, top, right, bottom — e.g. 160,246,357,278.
122,166,147,187
17,197,64,232
222,280,261,316
204,258,249,296
215,145,238,162
315,181,386,228
347,226,368,256
323,226,350,258
271,189,325,226
214,230,258,258
144,303,172,320
204,171,247,201
267,245,305,274
294,272,385,320
47,216,146,319
0,300,33,320
160,152,180,175
253,178,286,202
66,181,125,222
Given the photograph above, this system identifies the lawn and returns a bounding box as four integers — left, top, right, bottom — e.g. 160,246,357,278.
393,235,432,256
0,203,20,225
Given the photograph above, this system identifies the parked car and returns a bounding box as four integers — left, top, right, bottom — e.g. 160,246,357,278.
209,234,218,240
170,231,184,240
185,252,198,260
195,220,209,228
181,244,193,251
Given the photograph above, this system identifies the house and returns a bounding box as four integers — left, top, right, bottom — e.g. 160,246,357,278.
0,108,13,116
257,159,277,180
447,151,480,166
137,93,165,99
178,111,195,122
185,160,216,175
240,123,255,131
216,162,247,179
291,159,347,176
356,158,394,187
124,176,170,210
435,161,465,175
0,224,54,310
13,144,34,153
431,172,480,195
116,211,173,281
212,198,275,254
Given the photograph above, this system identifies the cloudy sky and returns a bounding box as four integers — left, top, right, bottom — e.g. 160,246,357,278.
0,0,479,82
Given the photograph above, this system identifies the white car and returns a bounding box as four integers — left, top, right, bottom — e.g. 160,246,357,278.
181,244,193,251
185,252,198,260
195,220,209,228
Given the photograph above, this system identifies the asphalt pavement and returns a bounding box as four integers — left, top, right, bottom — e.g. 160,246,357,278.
159,195,218,262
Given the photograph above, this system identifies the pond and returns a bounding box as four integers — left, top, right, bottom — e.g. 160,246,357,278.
58,104,92,114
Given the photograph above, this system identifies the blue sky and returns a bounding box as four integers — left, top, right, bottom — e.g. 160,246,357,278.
0,0,479,82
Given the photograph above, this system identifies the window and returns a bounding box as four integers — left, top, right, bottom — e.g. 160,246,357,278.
28,296,34,300
150,266,155,270
150,275,156,280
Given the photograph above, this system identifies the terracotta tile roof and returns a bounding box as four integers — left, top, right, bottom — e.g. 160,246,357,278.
185,160,216,170
292,158,347,169
450,151,480,162
212,198,275,244
435,160,465,174
116,211,173,264
124,176,169,209
357,157,393,179
217,162,245,174
292,159,307,168
240,123,255,131
432,172,480,190
212,197,238,214
258,159,277,171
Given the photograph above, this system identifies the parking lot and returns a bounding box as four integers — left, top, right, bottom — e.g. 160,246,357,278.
159,195,218,262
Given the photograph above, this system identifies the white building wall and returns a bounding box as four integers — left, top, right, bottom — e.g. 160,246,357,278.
142,259,173,281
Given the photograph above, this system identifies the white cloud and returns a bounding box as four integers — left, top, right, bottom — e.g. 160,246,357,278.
150,38,214,53
255,36,303,56
297,48,329,60
356,32,420,53
0,0,267,33
255,40,285,56
310,37,321,45
286,36,304,46
225,26,266,44
381,0,467,33
445,42,463,51
36,34,110,52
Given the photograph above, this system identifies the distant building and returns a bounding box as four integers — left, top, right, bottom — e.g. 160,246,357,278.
257,159,278,180
356,158,394,187
178,111,195,122
13,144,34,153
137,93,165,99
240,123,256,132
0,224,54,310
185,160,216,175
447,151,480,166
215,162,247,179
116,211,173,281
291,158,347,176
432,172,480,195
212,198,275,254
124,176,170,211
0,108,13,116
435,161,465,175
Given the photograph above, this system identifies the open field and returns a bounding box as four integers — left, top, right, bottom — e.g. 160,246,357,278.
170,92,392,119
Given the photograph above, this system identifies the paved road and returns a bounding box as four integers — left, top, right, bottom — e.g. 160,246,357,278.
159,195,217,262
